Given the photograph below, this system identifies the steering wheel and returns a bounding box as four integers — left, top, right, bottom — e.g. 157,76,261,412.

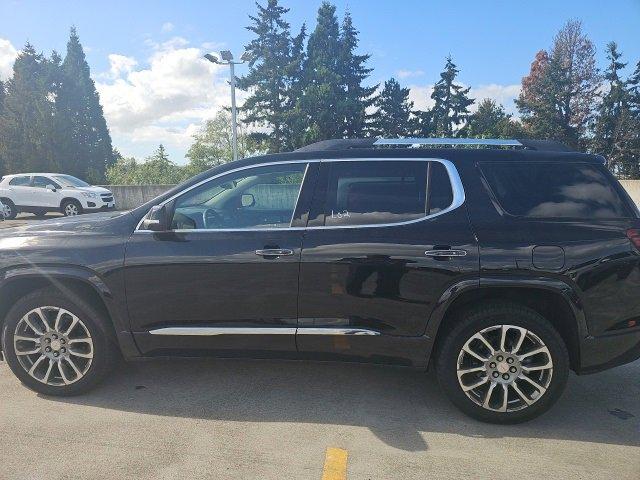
203,208,224,229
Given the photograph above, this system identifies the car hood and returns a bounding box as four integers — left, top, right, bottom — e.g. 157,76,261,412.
0,211,131,237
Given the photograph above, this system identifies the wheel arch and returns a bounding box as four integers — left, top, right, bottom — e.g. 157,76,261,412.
0,267,138,358
426,278,586,372
60,197,82,209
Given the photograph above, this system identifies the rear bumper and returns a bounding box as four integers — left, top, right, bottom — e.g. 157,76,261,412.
578,328,640,374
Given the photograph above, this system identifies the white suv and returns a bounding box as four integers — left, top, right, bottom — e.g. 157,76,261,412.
0,173,116,219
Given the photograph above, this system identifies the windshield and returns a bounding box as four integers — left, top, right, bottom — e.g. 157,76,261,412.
52,175,91,187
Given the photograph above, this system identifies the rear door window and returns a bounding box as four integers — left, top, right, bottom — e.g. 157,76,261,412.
320,160,455,227
480,162,633,219
32,176,60,189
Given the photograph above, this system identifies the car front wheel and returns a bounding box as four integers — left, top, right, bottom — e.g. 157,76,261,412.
436,303,569,424
1,287,118,396
61,199,83,216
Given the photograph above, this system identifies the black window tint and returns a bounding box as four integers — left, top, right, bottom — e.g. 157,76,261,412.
480,162,632,219
323,161,428,226
9,176,30,186
428,163,454,214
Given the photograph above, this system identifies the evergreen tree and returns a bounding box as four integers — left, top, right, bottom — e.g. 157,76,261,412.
517,20,599,148
418,56,474,136
0,43,57,174
238,0,294,153
300,2,343,143
338,11,377,137
369,78,414,137
57,27,114,182
0,80,5,115
283,24,308,149
629,60,640,114
591,42,638,176
463,99,525,138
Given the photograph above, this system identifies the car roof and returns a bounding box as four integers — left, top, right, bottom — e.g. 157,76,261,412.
228,146,604,167
3,173,68,177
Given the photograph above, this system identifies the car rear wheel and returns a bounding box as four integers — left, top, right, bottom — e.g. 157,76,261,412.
2,199,17,219
1,287,118,396
436,303,569,423
61,199,82,216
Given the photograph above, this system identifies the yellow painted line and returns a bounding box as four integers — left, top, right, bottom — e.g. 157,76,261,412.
321,447,348,480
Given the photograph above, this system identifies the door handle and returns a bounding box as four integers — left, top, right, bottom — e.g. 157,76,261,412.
255,248,294,257
424,249,467,258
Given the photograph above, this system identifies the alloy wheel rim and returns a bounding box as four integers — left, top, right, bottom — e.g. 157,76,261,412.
456,324,553,412
4,204,11,217
13,306,94,386
65,204,78,216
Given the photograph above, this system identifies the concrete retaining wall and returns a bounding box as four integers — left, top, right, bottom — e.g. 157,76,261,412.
102,180,640,211
98,185,175,210
620,180,640,207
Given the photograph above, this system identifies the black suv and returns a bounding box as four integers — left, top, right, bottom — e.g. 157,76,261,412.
1,138,639,423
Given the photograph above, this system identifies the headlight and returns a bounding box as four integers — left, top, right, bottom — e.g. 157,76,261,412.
82,192,98,198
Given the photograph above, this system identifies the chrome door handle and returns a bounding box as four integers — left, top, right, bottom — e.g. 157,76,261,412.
424,249,467,258
255,248,294,257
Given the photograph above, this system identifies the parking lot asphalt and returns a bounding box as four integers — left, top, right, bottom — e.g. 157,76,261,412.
0,214,639,480
0,357,639,480
0,212,65,228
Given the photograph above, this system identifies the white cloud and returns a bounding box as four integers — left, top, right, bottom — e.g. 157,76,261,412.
408,83,521,114
0,38,18,80
107,54,137,79
408,84,435,111
96,36,240,162
396,69,424,79
161,22,175,33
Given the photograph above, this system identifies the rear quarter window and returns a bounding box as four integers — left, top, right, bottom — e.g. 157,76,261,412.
9,176,31,186
479,162,633,219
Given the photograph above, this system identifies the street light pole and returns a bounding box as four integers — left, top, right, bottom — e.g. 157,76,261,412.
204,50,252,162
229,61,238,162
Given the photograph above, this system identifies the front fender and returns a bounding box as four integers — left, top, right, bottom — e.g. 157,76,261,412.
0,265,140,359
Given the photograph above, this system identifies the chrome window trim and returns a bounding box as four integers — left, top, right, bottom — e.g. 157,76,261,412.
135,157,465,233
148,326,380,336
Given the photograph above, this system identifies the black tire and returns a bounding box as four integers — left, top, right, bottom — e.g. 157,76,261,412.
61,199,83,216
1,287,118,396
436,302,569,424
2,199,17,219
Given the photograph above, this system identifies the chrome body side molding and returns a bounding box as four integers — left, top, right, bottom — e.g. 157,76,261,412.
148,327,381,336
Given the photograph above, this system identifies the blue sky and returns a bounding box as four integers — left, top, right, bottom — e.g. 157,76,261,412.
1,0,639,163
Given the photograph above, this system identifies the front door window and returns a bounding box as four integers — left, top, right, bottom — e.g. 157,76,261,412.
170,163,308,230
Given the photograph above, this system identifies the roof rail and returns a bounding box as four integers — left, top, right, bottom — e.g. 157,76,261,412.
294,138,574,153
373,138,523,147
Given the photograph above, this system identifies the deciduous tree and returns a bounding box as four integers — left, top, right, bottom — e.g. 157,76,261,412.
517,20,599,148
